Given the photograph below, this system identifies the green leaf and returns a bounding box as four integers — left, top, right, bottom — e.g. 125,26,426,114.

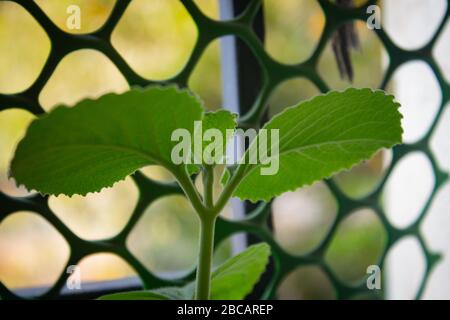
98,286,193,300
153,286,193,300
10,86,204,196
220,167,231,186
97,286,193,300
234,88,403,202
219,164,239,187
98,243,270,300
187,163,201,176
193,109,237,165
209,242,271,300
182,242,271,300
98,290,170,300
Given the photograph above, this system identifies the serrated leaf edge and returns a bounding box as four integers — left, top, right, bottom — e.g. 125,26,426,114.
9,85,206,198
234,88,403,203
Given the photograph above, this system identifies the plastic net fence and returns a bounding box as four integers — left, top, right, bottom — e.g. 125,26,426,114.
0,0,449,300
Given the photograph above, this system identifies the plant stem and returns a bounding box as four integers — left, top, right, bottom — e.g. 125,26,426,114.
195,214,216,300
203,166,214,208
176,167,205,218
177,164,245,300
214,162,247,214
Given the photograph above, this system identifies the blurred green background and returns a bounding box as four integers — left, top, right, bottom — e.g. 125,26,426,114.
0,0,389,299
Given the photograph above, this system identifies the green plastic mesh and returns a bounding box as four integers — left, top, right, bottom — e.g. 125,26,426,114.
0,0,449,300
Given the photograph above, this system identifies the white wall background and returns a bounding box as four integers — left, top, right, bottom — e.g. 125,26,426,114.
383,0,450,300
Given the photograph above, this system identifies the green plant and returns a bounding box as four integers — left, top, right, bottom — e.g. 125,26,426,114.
10,86,402,300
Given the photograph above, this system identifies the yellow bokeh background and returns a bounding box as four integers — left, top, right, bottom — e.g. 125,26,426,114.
0,0,385,298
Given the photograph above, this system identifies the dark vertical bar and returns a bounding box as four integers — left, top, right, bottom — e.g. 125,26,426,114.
232,1,265,113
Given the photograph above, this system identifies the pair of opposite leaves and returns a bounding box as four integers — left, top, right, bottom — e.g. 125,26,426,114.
10,86,402,202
